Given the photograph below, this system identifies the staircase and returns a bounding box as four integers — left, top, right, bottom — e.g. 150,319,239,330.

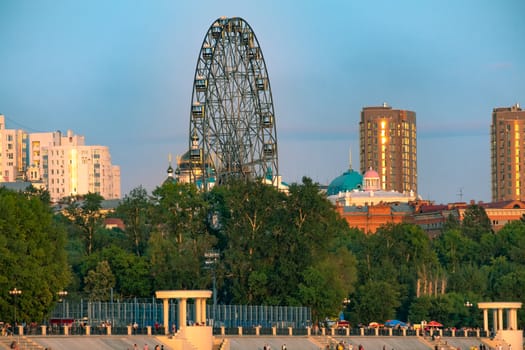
308,335,338,349
420,335,459,350
0,336,45,350
482,336,503,350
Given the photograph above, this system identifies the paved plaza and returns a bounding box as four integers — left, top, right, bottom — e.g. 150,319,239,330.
0,335,487,350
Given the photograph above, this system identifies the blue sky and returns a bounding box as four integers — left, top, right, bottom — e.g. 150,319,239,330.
0,0,524,204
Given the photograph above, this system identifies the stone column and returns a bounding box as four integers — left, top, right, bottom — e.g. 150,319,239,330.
41,325,47,336
498,308,503,331
483,309,488,332
163,298,170,335
196,298,202,324
511,308,518,330
493,310,498,331
179,298,187,329
201,298,206,326
85,325,91,335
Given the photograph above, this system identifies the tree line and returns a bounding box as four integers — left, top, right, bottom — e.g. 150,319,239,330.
1,179,525,328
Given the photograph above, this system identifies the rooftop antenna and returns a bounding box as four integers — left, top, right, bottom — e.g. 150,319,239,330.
457,187,464,202
348,146,352,170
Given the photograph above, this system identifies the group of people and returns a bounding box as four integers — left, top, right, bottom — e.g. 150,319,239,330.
1,323,13,336
327,341,363,350
128,343,163,350
262,344,287,350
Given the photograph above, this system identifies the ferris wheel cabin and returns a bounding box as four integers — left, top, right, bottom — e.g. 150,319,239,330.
192,102,205,118
202,45,213,60
195,77,207,92
261,113,273,128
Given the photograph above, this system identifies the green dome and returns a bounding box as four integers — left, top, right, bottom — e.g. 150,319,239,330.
327,169,363,195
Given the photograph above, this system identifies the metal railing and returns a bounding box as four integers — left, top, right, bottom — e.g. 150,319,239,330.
49,299,311,330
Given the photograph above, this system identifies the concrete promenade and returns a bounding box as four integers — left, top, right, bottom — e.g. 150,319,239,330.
0,335,488,350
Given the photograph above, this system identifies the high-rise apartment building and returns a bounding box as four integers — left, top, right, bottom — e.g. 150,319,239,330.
491,103,525,202
0,115,120,202
0,115,27,182
359,103,417,194
44,142,121,202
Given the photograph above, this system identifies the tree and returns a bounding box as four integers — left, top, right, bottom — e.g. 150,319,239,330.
84,260,115,301
209,177,358,307
83,245,152,298
148,181,214,290
446,263,487,296
298,246,357,324
433,228,478,273
211,179,288,304
65,193,105,255
299,263,346,325
442,213,460,232
0,187,70,323
492,220,525,264
408,294,475,328
408,296,432,324
461,204,493,240
115,186,153,256
352,280,401,323
350,223,439,322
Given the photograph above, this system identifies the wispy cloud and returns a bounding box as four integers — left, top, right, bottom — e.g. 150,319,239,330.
418,121,488,139
486,62,513,70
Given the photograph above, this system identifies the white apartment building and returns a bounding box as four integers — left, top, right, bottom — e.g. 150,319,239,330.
0,115,27,182
45,143,121,202
0,115,120,202
27,130,84,182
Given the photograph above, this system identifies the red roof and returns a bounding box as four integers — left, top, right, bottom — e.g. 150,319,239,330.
104,218,125,230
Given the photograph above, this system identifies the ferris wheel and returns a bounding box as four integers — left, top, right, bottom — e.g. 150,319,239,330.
188,17,279,190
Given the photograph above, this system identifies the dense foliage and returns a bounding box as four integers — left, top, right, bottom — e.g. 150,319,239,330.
0,187,69,323
3,179,525,329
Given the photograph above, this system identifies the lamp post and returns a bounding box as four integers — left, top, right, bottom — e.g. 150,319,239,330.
9,288,22,325
464,300,473,329
58,291,68,319
204,250,220,325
